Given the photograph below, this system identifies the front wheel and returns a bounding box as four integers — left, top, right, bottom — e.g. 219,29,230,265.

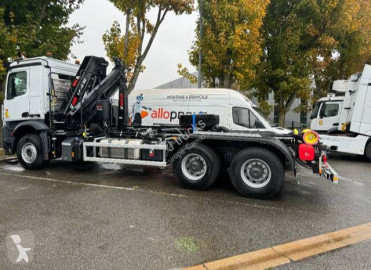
17,134,46,170
229,147,284,198
173,144,220,190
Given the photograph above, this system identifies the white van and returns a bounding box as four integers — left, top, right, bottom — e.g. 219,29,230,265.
126,88,291,134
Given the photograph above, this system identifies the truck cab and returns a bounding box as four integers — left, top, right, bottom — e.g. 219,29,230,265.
310,96,344,133
311,65,371,161
2,57,79,155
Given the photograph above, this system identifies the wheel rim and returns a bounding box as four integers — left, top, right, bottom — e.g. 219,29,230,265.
181,153,207,181
21,142,38,164
240,158,272,188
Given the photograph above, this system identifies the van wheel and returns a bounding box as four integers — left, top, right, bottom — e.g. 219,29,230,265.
365,142,371,162
17,134,46,170
173,144,220,190
229,148,284,198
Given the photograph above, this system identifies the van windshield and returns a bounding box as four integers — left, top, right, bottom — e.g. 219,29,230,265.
253,107,275,126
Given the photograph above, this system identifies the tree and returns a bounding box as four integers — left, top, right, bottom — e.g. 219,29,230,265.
309,0,371,99
0,1,84,92
256,0,371,127
180,0,270,90
103,0,194,92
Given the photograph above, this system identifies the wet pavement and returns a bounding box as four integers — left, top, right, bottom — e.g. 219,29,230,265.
0,154,370,269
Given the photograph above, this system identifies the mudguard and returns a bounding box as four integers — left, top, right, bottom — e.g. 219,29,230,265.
13,121,50,160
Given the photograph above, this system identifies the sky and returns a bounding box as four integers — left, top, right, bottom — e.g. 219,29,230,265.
67,0,198,89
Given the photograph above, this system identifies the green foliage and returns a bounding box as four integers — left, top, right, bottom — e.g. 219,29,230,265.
103,0,194,91
0,1,84,97
256,0,371,126
182,0,269,90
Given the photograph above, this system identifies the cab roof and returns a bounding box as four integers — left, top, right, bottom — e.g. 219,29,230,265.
8,56,79,73
317,96,345,102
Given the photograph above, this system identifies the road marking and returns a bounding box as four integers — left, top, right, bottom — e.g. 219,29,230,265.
183,223,371,270
0,171,299,213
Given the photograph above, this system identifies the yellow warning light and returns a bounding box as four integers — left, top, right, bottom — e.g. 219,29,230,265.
293,129,299,135
303,130,319,145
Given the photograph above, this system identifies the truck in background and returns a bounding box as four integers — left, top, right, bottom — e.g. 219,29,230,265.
2,56,337,198
310,65,371,161
310,79,349,133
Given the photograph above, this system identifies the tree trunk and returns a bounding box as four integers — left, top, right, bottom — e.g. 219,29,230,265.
123,9,131,60
278,94,286,127
127,8,167,92
278,109,286,127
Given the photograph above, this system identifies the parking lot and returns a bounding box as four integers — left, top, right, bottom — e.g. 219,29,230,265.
0,154,370,269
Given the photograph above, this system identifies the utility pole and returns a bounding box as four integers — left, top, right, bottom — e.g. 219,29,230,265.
198,0,203,88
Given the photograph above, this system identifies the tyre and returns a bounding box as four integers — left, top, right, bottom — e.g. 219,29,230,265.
17,134,46,170
229,147,284,198
173,144,220,190
365,142,371,162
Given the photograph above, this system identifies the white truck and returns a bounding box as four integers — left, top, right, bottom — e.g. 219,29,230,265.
310,64,371,161
2,56,337,198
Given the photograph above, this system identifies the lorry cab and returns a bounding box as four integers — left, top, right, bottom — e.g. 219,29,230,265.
310,96,344,133
3,57,79,122
2,57,79,155
128,88,291,134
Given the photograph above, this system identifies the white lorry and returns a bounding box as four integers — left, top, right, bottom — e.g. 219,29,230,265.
310,64,371,161
310,95,344,133
310,78,349,133
2,56,337,198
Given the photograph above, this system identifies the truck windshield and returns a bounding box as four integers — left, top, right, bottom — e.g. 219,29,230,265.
310,102,321,119
253,107,275,126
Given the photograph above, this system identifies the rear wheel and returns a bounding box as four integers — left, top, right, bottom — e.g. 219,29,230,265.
173,144,220,190
17,134,46,170
229,147,284,198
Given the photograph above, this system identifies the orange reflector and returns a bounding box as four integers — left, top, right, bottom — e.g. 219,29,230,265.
303,130,319,145
71,152,75,158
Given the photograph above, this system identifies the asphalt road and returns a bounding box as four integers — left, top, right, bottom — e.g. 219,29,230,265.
0,154,370,269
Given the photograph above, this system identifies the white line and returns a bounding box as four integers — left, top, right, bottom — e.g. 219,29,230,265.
0,171,315,214
0,171,136,191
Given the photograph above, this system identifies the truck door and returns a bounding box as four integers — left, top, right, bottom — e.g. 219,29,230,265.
4,68,30,121
28,66,44,118
317,102,342,132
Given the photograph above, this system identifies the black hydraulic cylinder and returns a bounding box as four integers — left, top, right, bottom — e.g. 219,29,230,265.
64,56,108,116
65,57,127,128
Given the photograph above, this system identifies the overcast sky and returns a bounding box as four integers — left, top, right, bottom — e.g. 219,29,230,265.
67,0,198,89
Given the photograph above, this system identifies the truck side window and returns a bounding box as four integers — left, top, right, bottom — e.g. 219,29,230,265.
7,71,27,100
322,103,339,118
232,107,265,128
